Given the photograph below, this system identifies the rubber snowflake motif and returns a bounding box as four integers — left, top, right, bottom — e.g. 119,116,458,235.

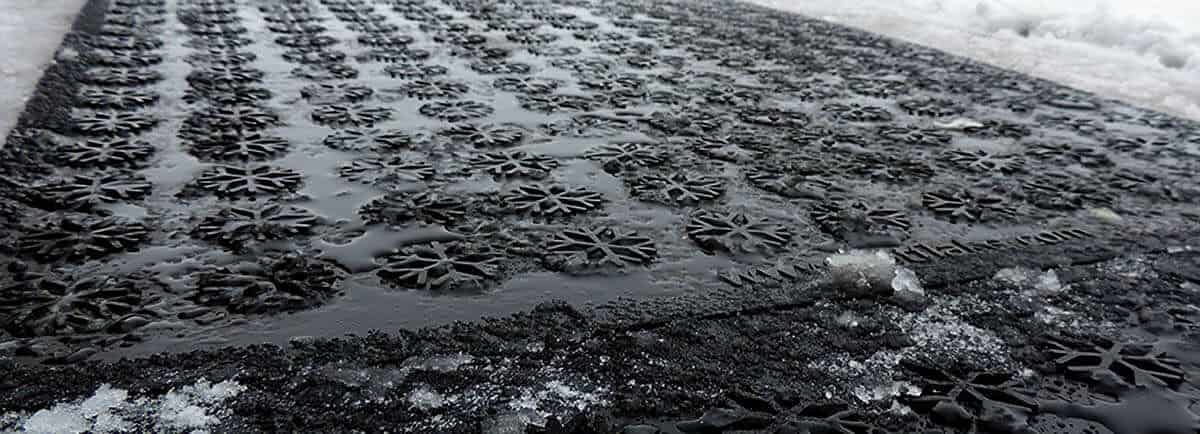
358,191,470,226
1036,114,1107,136
898,97,962,117
384,63,449,79
585,142,666,172
528,45,581,57
1024,142,1113,168
719,260,819,288
282,49,347,65
699,84,764,106
548,57,615,75
940,149,1024,174
337,157,434,186
550,19,599,31
300,82,374,104
843,154,936,184
87,50,163,67
845,78,907,98
322,128,416,152
576,72,646,91
468,59,533,75
540,114,642,137
545,227,657,269
573,30,629,42
1045,336,1187,388
184,105,279,132
878,126,953,147
418,100,494,122
195,165,304,197
686,211,793,253
685,135,766,163
18,217,149,262
810,200,912,238
291,63,359,81
396,79,469,100
469,151,559,179
822,103,893,122
745,168,842,200
57,137,154,168
187,132,290,161
192,254,342,314
503,184,605,217
356,48,431,63
184,84,272,106
195,204,320,249
629,173,726,205
922,189,1016,222
900,362,1038,430
506,32,559,45
358,34,415,47
265,23,326,34
0,274,150,337
275,34,337,48
90,35,162,50
187,65,264,85
37,172,152,211
1021,172,1114,210
73,111,159,136
311,104,393,127
440,123,525,148
77,87,159,109
377,242,504,291
518,94,599,113
492,76,563,94
961,120,1032,139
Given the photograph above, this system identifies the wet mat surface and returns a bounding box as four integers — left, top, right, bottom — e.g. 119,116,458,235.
2,0,1200,364
5,0,1200,433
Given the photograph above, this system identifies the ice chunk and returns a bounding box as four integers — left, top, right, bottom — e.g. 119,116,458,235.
1033,269,1063,293
827,250,897,296
891,267,925,295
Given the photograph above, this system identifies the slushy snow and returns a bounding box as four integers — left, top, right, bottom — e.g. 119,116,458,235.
6,379,245,434
749,0,1200,121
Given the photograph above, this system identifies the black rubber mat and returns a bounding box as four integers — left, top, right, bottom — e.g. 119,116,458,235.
2,0,1200,432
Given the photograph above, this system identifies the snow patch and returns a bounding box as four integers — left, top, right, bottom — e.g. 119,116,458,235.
6,379,245,434
749,0,1200,120
891,267,925,295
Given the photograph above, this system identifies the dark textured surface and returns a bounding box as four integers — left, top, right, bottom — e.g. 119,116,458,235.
2,0,1200,432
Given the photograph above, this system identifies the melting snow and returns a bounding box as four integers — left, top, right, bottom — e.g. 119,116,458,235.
749,0,1200,120
6,379,245,434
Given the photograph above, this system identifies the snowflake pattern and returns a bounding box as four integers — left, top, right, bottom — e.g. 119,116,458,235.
901,362,1038,430
492,76,563,94
503,184,605,217
282,49,347,65
518,94,599,113
469,59,533,75
18,217,148,262
545,227,657,269
187,132,290,161
1021,172,1113,210
56,137,154,168
440,123,525,148
1045,337,1186,388
629,173,726,205
291,63,359,80
195,204,319,249
418,101,494,122
192,254,341,314
323,128,416,152
187,65,264,85
396,80,469,100
941,149,1024,174
73,111,159,136
469,151,559,179
77,87,159,109
377,242,503,291
0,274,150,337
337,157,434,186
184,105,279,132
358,191,470,226
810,200,912,238
823,103,893,122
300,83,374,104
585,142,665,172
686,211,793,253
37,173,152,211
311,104,393,127
195,165,303,197
384,63,448,79
922,189,1016,222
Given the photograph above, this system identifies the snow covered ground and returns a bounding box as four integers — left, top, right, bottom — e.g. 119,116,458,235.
748,0,1200,121
0,0,86,141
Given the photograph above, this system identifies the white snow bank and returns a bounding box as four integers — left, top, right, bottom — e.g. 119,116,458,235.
748,0,1200,121
6,379,245,433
